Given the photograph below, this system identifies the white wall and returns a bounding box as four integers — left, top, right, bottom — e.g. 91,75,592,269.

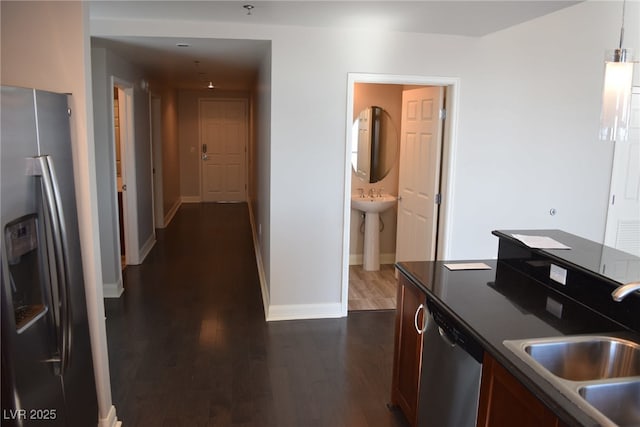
90,0,639,319
1,2,118,425
155,85,181,222
448,0,639,258
256,47,272,309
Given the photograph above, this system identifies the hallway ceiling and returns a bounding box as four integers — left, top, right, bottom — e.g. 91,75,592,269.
89,1,581,91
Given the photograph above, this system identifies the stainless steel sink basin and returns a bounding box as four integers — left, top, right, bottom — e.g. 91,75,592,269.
579,380,640,426
504,336,640,427
524,336,640,381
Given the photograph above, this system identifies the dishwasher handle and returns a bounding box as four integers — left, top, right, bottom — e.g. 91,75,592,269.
414,303,428,334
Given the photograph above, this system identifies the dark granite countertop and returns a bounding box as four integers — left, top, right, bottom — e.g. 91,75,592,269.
492,229,640,286
396,259,639,427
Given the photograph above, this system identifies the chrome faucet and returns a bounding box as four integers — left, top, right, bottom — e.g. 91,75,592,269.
357,188,365,198
368,188,376,197
611,281,640,302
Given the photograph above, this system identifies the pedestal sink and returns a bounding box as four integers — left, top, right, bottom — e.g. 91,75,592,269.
351,195,397,271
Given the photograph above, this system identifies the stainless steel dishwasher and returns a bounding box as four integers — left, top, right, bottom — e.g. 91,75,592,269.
416,298,484,427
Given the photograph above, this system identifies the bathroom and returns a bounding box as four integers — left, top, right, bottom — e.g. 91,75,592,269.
348,82,446,311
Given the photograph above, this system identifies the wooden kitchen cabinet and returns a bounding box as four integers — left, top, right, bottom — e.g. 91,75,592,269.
390,274,427,427
478,352,565,427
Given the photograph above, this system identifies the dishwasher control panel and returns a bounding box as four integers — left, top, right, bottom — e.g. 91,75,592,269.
427,299,484,363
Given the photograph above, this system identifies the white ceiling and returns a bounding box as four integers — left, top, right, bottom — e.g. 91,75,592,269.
92,36,270,91
90,1,580,90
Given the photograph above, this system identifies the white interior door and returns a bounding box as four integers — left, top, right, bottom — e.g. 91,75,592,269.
604,90,640,257
113,80,140,265
200,99,247,202
396,86,444,262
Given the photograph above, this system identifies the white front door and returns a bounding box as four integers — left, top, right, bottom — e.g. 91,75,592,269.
604,90,640,257
200,99,247,202
396,86,444,262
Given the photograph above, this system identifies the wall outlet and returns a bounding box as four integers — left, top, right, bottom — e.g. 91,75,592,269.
549,264,567,285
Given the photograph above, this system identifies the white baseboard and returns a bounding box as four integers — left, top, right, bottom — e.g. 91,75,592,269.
103,280,124,298
98,405,120,427
164,198,181,226
247,201,270,320
139,234,156,263
267,302,344,321
181,196,202,203
349,253,396,266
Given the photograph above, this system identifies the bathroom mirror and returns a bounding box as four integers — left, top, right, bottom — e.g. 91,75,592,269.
351,106,399,183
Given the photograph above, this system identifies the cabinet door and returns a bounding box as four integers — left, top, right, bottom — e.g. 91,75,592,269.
478,353,563,427
391,274,427,427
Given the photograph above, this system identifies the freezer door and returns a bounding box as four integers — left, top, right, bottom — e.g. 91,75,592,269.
1,86,66,425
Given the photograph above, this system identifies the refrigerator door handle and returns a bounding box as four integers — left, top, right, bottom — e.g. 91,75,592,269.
30,155,72,375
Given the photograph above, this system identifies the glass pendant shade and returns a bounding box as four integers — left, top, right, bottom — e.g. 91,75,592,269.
599,49,634,141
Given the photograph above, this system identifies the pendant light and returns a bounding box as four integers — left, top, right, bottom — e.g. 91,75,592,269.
599,0,634,142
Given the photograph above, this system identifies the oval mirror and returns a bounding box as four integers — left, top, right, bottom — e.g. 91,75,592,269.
351,106,399,183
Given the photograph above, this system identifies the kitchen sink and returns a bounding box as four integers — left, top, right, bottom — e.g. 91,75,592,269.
504,336,640,427
523,336,640,381
579,380,640,426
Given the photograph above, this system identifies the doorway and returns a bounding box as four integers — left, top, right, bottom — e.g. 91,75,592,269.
341,73,460,316
111,78,140,269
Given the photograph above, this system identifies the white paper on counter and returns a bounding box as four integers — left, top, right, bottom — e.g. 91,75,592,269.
511,234,571,250
444,262,492,271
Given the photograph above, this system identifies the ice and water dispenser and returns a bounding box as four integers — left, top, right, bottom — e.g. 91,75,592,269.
4,214,49,333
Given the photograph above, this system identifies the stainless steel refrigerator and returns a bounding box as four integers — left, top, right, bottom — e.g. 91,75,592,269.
1,86,98,426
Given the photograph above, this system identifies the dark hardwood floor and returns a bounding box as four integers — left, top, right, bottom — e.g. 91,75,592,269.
105,203,409,427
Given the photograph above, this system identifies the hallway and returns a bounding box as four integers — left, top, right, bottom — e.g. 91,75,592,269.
104,203,408,427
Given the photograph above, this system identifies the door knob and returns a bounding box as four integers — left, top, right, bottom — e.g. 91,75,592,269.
122,184,127,191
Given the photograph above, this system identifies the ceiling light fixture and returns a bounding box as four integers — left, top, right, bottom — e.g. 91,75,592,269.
599,0,634,142
243,4,254,15
208,81,215,89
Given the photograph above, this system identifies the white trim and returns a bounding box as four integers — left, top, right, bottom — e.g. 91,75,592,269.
437,81,460,262
341,73,460,317
103,280,124,299
248,201,270,320
98,405,120,427
267,303,343,322
163,198,181,227
181,196,202,203
139,233,156,264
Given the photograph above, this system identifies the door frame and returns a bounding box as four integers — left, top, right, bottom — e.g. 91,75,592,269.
341,73,461,316
197,97,249,202
111,76,140,268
